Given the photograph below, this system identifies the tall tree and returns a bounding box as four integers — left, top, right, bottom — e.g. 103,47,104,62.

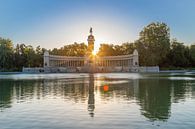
0,38,14,71
137,22,170,66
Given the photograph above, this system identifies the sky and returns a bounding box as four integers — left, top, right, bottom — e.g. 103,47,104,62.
0,0,195,51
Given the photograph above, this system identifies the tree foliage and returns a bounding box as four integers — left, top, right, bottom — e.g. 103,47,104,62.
190,44,195,66
136,22,170,66
50,42,87,56
0,38,13,70
0,39,45,71
164,39,191,67
97,43,135,56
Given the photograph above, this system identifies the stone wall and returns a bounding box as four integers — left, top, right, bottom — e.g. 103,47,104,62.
23,67,67,73
22,67,45,73
139,66,159,72
23,66,159,73
23,66,139,73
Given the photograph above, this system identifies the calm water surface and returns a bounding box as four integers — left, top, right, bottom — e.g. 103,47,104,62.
0,73,195,129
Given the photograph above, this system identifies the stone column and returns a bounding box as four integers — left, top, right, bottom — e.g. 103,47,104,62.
132,49,139,72
44,51,50,67
133,49,139,67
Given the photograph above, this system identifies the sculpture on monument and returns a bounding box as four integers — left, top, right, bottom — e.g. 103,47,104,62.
90,27,93,35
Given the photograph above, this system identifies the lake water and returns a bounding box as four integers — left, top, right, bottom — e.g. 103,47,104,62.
0,73,195,129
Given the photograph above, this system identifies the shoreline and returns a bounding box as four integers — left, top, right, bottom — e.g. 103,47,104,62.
0,70,195,74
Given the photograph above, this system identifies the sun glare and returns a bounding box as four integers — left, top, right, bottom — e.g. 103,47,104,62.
92,50,97,56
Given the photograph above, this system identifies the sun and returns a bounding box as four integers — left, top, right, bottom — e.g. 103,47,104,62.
92,50,97,56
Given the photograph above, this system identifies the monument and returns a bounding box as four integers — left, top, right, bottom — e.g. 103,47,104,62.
23,28,141,73
42,27,139,73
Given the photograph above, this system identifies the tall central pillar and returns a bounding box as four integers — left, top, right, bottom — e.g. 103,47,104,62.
87,27,95,55
85,27,96,73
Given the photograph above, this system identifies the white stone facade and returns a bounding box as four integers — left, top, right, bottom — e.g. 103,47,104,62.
43,49,139,73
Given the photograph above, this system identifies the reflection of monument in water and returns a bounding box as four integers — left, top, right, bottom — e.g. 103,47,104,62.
88,74,95,117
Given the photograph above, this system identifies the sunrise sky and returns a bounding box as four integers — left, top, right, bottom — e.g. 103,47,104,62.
0,0,195,50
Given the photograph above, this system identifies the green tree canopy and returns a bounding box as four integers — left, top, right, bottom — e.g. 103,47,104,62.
97,43,135,57
97,44,116,56
0,38,14,70
50,42,87,56
166,39,190,67
190,44,195,66
137,22,170,66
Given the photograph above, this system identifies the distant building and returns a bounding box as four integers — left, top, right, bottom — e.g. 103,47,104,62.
43,28,139,73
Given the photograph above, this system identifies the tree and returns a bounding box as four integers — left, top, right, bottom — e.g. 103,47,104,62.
134,40,149,66
97,44,116,56
0,38,14,71
137,22,170,66
121,43,135,55
35,46,44,67
166,39,190,67
50,42,87,56
190,44,195,66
